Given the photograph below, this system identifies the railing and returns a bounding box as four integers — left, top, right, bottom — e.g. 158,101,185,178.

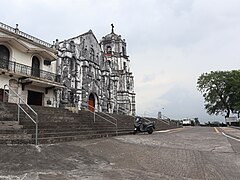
117,107,136,122
0,22,52,48
117,107,152,125
0,58,60,83
138,109,171,125
159,115,171,125
118,107,171,126
3,84,38,145
81,103,118,136
0,22,16,33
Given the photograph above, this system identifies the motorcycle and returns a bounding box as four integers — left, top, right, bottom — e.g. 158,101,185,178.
133,116,155,134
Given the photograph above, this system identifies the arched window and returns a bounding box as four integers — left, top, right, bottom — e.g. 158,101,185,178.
96,55,99,64
31,56,40,77
123,62,127,70
70,41,75,52
90,48,94,61
0,45,10,69
71,57,76,71
122,46,126,56
107,46,112,54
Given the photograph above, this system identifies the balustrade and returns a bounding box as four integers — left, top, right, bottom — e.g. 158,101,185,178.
0,22,52,48
0,58,60,83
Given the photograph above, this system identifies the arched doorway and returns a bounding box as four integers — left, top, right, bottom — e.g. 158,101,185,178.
31,56,40,77
88,93,95,112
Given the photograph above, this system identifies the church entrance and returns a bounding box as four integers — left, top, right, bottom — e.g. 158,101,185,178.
88,93,95,112
27,90,43,106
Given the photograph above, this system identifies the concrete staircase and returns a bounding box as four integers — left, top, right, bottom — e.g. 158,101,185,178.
0,102,133,144
0,102,32,144
0,102,180,144
0,121,32,144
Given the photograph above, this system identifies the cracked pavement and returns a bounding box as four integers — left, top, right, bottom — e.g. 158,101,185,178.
0,127,240,179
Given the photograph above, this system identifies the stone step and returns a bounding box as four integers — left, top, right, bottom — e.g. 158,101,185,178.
35,134,105,144
0,121,23,131
19,122,92,128
19,119,91,125
0,133,33,144
19,113,92,120
0,129,25,134
0,102,181,145
35,131,132,144
36,128,131,138
24,127,93,134
19,121,133,129
35,130,101,138
0,121,19,125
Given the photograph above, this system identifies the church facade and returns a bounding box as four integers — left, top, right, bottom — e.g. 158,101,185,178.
56,25,135,115
0,22,136,116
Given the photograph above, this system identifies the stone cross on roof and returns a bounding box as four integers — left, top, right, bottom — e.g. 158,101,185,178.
111,23,114,33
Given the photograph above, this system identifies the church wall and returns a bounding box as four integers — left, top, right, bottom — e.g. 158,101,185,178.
54,26,135,115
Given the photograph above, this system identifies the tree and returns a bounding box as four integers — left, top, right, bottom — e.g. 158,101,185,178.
225,70,240,116
197,70,240,118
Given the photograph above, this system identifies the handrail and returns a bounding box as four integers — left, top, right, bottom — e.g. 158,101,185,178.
158,114,171,125
117,108,158,129
81,103,118,135
3,84,38,145
117,107,170,126
117,108,135,121
117,107,153,124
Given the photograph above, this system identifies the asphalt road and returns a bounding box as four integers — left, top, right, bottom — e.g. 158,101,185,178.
0,126,240,180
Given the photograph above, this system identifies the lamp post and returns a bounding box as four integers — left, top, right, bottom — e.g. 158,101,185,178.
162,108,164,119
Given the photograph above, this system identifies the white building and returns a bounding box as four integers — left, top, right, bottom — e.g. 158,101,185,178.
0,22,63,107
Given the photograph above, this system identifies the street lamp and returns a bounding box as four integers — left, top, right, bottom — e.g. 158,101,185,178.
162,108,164,119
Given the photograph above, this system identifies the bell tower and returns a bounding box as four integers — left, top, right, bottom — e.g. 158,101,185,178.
100,24,136,115
100,24,129,71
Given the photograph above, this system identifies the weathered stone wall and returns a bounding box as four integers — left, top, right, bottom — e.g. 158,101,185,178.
57,27,136,115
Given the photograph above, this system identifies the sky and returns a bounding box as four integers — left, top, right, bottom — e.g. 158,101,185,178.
1,0,240,123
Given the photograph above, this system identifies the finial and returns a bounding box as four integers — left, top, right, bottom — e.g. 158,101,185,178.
111,23,114,33
15,24,19,34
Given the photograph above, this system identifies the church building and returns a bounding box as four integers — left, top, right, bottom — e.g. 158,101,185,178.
56,24,135,115
0,22,135,116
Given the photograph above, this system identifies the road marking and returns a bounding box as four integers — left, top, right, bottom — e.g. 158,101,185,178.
155,130,170,133
168,128,185,134
214,127,220,133
155,128,185,134
222,132,240,142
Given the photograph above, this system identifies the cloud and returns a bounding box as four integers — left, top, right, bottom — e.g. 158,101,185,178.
1,0,240,123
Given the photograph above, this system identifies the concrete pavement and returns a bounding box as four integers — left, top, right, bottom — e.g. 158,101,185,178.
0,127,240,179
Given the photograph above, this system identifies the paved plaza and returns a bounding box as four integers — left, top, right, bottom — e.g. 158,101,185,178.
0,127,240,180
